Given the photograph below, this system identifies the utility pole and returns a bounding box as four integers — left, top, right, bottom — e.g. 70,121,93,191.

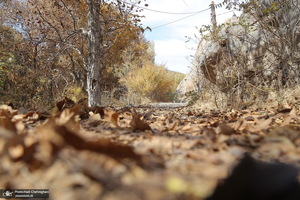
210,1,217,39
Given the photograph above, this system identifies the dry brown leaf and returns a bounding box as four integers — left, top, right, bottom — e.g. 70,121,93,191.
89,106,105,118
217,122,237,135
249,117,273,133
4,133,44,170
55,107,81,131
0,127,15,139
130,109,152,131
282,108,298,126
3,103,300,200
0,116,16,133
0,105,17,114
73,101,89,119
61,149,126,185
8,142,24,160
54,125,142,162
268,126,300,143
56,97,75,111
87,114,102,127
104,109,119,127
202,127,218,141
37,118,65,147
0,109,17,133
187,111,193,116
181,123,193,131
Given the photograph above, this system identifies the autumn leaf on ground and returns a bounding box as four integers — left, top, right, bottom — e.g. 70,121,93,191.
0,105,19,133
61,149,127,186
103,108,119,127
130,109,152,131
217,122,237,135
56,97,75,112
54,125,142,162
89,106,105,118
0,114,17,133
2,102,300,200
87,114,104,127
282,108,299,126
248,117,273,134
86,108,120,128
0,105,17,115
74,98,90,119
4,132,44,171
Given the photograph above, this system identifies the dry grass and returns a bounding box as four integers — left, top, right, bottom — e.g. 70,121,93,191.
262,85,300,110
122,62,184,103
192,85,300,111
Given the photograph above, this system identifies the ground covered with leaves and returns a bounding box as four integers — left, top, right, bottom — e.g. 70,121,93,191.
0,99,300,200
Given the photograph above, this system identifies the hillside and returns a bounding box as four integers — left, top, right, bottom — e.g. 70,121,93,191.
177,0,300,110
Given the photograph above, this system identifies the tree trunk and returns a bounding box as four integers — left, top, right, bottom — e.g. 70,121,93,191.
87,0,103,107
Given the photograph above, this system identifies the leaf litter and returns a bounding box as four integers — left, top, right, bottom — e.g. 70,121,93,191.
0,101,300,200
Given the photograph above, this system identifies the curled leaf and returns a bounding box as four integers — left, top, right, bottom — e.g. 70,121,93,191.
217,122,237,135
130,109,152,131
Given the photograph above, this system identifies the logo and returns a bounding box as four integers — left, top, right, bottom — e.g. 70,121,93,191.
2,189,14,199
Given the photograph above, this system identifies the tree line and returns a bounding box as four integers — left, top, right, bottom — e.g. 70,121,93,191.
0,0,183,109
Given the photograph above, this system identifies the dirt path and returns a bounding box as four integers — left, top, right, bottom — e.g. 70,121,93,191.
0,103,299,200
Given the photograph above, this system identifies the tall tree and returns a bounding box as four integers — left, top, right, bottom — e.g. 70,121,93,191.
1,0,148,107
85,0,146,106
86,0,104,106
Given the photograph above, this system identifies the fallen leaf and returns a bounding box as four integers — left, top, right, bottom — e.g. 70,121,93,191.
282,108,298,126
217,122,237,135
0,115,17,133
89,106,105,118
56,97,75,111
104,109,119,127
249,117,273,133
130,109,152,131
54,125,142,162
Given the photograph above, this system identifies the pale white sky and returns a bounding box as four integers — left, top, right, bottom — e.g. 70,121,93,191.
138,0,240,74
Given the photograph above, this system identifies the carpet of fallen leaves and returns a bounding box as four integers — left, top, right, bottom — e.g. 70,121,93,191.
0,98,300,200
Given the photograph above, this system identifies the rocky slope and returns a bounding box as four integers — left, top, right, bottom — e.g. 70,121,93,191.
177,0,300,101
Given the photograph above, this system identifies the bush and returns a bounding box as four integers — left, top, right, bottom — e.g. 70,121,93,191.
124,62,184,102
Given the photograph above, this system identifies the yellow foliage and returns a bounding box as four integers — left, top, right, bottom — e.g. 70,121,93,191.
124,62,184,102
64,85,86,103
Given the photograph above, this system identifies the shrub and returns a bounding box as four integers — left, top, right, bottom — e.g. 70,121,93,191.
124,62,184,102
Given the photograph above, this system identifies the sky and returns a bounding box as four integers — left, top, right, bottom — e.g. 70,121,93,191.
136,0,240,74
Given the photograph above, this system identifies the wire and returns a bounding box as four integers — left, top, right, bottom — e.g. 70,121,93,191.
121,0,234,30
120,0,211,15
151,8,210,30
151,9,236,30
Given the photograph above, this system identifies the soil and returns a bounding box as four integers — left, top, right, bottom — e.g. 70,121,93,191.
0,102,299,200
